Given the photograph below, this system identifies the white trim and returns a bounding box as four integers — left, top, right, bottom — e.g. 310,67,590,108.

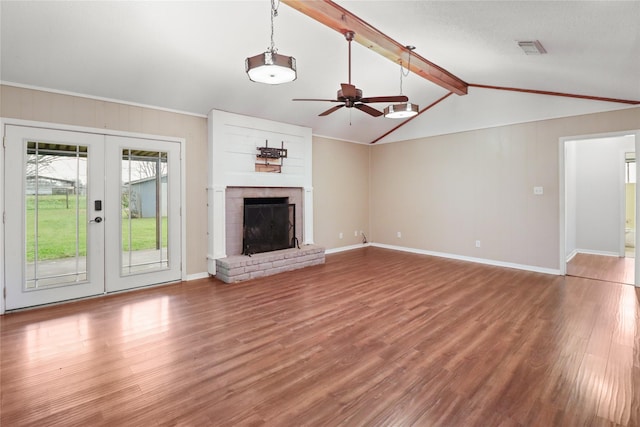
559,129,640,287
0,122,5,314
325,243,371,254
180,135,187,282
312,132,365,145
371,243,562,276
566,249,578,263
1,118,186,143
1,81,207,119
303,187,315,245
619,150,628,257
636,131,640,287
572,249,621,257
0,117,188,311
559,137,567,275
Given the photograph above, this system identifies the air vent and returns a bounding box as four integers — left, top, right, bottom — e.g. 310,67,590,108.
517,40,547,55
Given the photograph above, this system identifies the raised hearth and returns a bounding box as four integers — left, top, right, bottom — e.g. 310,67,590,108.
215,245,325,283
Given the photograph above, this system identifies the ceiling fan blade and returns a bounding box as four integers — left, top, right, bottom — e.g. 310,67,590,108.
360,95,409,103
355,103,383,117
293,98,341,102
340,83,358,98
319,105,345,116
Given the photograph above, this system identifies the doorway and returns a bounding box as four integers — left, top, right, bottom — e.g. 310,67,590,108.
4,125,182,310
562,132,638,285
624,152,635,258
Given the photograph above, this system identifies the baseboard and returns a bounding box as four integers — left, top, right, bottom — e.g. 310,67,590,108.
573,249,622,257
370,243,562,275
325,243,371,254
566,249,579,263
186,272,211,281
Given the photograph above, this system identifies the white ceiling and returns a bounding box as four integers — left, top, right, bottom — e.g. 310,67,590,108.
2,1,639,144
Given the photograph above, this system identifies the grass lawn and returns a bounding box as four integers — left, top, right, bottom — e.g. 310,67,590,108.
27,195,167,261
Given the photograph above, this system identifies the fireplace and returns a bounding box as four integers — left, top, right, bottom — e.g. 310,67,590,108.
208,110,319,278
214,189,325,284
224,187,303,256
243,197,296,255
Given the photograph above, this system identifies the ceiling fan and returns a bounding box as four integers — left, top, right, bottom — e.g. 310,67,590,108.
293,31,408,117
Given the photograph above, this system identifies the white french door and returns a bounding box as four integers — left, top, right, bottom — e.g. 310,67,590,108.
104,135,181,293
4,125,181,310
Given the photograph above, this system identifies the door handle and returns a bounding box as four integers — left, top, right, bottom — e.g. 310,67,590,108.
89,216,103,223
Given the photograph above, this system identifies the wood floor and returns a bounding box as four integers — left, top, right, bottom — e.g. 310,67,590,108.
1,247,639,426
567,252,635,285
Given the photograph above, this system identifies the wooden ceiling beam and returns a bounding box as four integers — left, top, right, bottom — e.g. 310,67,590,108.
469,84,640,105
281,0,468,96
370,92,454,144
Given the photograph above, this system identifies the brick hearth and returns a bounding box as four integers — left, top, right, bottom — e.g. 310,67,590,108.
215,245,325,283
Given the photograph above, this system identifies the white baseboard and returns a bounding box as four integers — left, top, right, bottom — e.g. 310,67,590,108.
186,272,211,281
370,243,562,275
325,243,371,254
566,249,579,263
573,249,622,257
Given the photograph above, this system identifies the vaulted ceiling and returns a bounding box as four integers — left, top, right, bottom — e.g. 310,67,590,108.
2,1,639,144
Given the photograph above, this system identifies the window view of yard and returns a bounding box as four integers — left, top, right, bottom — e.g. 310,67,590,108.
26,195,167,262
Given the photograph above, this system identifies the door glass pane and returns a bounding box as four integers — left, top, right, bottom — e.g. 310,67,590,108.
25,142,88,289
121,149,169,275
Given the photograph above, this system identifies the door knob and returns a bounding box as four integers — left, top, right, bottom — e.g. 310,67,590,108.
90,217,103,223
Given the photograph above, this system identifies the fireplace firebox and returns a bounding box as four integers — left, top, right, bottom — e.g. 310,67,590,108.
243,197,296,255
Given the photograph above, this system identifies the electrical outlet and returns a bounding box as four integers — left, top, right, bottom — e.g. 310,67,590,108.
354,230,358,237
397,231,402,238
339,232,343,239
475,240,481,248
533,186,543,195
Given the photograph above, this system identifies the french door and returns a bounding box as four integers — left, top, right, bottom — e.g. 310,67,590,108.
4,125,181,310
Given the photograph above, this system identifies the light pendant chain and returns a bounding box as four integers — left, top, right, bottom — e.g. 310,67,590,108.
398,46,414,96
269,0,279,54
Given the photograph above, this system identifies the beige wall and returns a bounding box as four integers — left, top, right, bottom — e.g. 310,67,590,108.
312,136,369,249
371,107,640,270
1,85,209,275
3,84,638,273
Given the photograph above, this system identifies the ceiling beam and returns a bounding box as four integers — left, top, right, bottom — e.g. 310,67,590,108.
370,92,454,144
469,84,640,105
281,0,468,96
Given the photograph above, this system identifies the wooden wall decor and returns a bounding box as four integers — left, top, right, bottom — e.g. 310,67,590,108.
255,140,288,173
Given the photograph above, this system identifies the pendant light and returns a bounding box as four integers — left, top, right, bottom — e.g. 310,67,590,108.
245,0,297,85
384,46,419,118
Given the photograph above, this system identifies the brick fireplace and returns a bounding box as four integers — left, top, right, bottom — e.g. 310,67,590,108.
207,110,324,282
225,187,303,256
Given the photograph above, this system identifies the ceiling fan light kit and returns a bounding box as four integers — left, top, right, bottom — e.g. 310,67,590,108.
245,0,296,84
384,102,419,119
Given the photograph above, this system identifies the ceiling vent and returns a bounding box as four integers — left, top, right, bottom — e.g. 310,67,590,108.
517,40,547,55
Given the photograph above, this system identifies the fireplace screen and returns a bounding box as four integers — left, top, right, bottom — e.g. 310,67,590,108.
243,198,295,255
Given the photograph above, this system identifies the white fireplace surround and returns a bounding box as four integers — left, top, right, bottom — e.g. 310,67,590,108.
207,110,314,275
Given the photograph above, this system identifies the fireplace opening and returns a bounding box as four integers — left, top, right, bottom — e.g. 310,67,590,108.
243,197,296,255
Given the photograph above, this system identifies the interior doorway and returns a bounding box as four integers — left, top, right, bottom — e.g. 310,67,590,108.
562,131,639,286
625,152,635,258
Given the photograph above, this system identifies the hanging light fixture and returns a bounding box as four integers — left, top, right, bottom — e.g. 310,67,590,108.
384,46,419,118
245,0,297,84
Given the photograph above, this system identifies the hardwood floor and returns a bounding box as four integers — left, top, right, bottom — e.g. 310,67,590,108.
567,253,635,285
1,247,639,426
